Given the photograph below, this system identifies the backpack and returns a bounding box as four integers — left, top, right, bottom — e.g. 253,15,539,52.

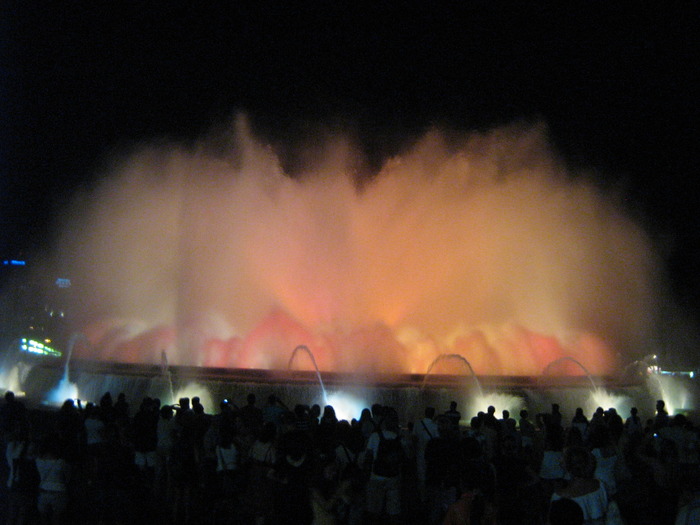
373,431,403,478
11,446,39,493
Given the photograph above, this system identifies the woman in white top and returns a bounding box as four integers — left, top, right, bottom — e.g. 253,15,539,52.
215,425,242,498
35,435,71,525
551,446,609,525
539,427,566,506
588,425,619,497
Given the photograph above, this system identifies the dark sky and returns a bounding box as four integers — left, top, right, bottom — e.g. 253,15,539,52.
1,3,699,318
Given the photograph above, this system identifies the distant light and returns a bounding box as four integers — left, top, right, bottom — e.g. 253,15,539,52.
55,278,71,288
3,260,26,266
18,338,62,358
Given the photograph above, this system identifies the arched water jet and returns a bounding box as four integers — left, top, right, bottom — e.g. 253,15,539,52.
288,345,329,406
541,356,636,416
541,356,599,391
421,353,484,397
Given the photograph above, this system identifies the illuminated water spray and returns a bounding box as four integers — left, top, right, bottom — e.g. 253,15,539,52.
46,119,663,376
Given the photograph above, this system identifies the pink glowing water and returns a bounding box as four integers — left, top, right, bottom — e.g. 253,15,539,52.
47,119,661,376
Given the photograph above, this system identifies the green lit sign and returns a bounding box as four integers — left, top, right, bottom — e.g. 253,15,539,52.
20,338,63,358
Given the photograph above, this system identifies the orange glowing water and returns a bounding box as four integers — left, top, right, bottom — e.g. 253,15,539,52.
50,119,660,376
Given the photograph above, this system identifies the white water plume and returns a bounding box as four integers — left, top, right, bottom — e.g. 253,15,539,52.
43,117,663,376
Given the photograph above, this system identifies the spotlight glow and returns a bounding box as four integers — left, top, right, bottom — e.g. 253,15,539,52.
325,391,367,422
45,378,79,407
172,382,214,413
468,392,526,423
588,388,633,417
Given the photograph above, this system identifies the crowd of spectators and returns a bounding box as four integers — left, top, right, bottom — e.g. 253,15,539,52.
1,388,700,524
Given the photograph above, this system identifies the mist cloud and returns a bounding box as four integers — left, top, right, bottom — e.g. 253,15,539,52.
47,117,663,375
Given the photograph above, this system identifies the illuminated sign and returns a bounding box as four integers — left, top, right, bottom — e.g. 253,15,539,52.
19,338,63,358
3,260,26,266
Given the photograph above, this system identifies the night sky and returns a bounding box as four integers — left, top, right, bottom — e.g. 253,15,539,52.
2,3,699,324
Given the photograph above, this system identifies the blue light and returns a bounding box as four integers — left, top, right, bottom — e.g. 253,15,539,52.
55,278,71,288
2,260,26,266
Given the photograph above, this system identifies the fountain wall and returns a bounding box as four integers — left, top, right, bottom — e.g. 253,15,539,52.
19,359,698,426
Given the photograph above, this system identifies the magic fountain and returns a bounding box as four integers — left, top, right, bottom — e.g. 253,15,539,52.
2,119,697,422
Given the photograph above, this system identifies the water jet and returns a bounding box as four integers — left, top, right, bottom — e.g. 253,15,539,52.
288,344,329,406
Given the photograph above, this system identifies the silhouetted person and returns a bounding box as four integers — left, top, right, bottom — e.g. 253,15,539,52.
625,407,643,438
550,403,563,429
359,408,374,439
571,407,589,441
56,399,83,462
365,407,404,524
271,429,314,525
588,407,605,437
493,433,539,524
114,392,129,422
155,405,176,501
240,393,263,435
263,394,287,431
425,415,460,523
317,405,339,457
483,406,498,431
99,392,117,425
444,401,461,430
35,434,70,525
5,420,38,525
605,407,624,443
169,424,199,523
133,397,158,478
216,424,242,500
414,406,438,503
519,409,536,455
655,399,670,430
588,425,619,497
245,421,278,524
551,446,608,524
1,391,26,444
